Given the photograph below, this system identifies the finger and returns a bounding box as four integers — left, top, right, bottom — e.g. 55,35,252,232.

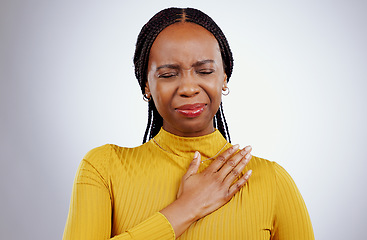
205,144,240,173
227,169,252,199
218,146,252,178
183,151,201,180
223,152,252,185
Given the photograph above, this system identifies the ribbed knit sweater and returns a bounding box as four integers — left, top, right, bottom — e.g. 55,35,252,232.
63,128,314,239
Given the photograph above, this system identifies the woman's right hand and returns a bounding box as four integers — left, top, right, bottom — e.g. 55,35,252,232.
160,144,252,238
177,144,252,219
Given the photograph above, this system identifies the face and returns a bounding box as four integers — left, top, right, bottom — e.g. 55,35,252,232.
146,22,227,137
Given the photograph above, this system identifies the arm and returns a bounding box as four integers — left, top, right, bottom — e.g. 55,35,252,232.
271,163,315,240
63,147,175,240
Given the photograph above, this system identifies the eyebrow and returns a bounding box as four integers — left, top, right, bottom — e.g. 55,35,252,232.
156,59,215,71
192,59,215,67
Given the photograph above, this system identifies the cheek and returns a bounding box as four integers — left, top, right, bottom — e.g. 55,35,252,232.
147,77,160,101
149,81,176,116
205,77,224,102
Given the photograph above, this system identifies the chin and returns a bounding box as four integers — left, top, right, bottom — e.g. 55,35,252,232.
175,119,214,135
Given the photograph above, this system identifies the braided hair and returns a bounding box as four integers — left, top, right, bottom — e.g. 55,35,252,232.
134,7,233,143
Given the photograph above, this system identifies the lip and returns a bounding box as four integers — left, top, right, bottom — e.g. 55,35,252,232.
175,103,206,118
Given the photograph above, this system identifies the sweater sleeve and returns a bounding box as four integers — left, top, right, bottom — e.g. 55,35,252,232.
63,146,175,240
271,162,314,240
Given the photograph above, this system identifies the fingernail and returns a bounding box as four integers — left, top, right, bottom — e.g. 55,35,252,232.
233,144,240,150
247,169,252,176
194,151,199,159
245,145,252,152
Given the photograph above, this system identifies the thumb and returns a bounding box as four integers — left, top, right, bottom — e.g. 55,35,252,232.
184,151,201,179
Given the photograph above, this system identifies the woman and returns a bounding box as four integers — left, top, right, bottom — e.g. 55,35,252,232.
63,7,314,239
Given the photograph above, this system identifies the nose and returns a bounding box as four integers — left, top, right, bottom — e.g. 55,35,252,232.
177,71,200,97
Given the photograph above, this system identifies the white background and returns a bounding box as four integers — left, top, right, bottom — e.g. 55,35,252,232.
1,0,366,239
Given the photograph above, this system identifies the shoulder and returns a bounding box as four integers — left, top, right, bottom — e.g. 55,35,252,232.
248,155,290,177
247,156,295,188
83,144,115,162
247,155,274,170
246,156,275,187
248,155,277,177
82,142,152,169
249,156,302,198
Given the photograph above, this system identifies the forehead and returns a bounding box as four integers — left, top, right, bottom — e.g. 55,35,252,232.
149,22,221,67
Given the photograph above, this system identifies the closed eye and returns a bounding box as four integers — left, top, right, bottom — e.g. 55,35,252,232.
198,69,214,75
158,72,178,78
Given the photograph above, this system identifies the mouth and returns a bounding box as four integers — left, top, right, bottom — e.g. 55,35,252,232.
175,103,206,118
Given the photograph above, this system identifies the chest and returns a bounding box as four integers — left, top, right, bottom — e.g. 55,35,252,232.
109,159,275,239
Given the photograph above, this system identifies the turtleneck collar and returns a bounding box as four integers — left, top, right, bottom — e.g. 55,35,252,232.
152,128,231,164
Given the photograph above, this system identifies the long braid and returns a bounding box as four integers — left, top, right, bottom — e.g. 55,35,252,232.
143,101,153,143
213,103,231,143
213,114,217,129
149,100,163,140
216,104,225,140
134,8,233,143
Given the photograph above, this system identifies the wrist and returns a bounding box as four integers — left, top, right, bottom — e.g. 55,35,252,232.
175,196,200,222
160,197,198,238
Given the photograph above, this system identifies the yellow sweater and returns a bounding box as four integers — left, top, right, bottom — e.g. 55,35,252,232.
63,128,314,239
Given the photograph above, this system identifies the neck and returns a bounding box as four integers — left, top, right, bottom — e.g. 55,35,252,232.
162,122,215,138
152,127,231,166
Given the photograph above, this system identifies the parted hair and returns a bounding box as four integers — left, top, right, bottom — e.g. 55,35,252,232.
134,7,233,143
